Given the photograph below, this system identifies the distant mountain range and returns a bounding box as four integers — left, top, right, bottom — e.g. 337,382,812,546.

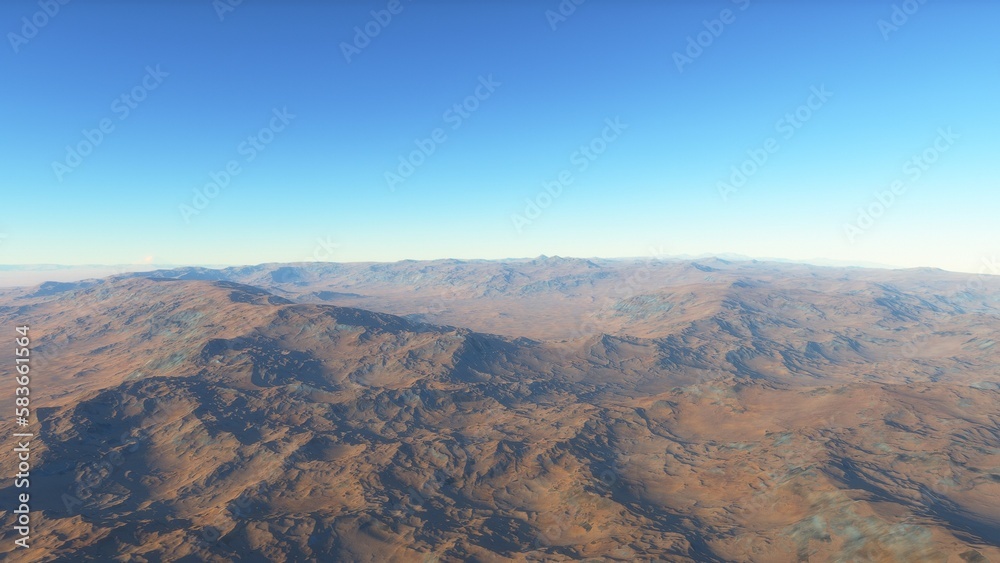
0,253,930,288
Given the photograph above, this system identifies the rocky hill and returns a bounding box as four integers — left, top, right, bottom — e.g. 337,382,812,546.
0,260,997,561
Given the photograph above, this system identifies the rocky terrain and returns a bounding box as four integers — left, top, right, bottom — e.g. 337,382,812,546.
0,258,998,561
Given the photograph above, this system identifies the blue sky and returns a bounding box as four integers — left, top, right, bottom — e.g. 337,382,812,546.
1,0,997,273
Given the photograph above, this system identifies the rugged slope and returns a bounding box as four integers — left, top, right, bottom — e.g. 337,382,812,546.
0,263,997,561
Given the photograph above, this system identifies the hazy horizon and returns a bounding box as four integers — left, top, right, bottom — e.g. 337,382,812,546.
3,252,999,291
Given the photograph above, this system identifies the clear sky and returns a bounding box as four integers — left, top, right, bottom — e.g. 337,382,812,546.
1,0,997,273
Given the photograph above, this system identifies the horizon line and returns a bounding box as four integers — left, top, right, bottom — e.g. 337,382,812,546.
0,253,988,276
